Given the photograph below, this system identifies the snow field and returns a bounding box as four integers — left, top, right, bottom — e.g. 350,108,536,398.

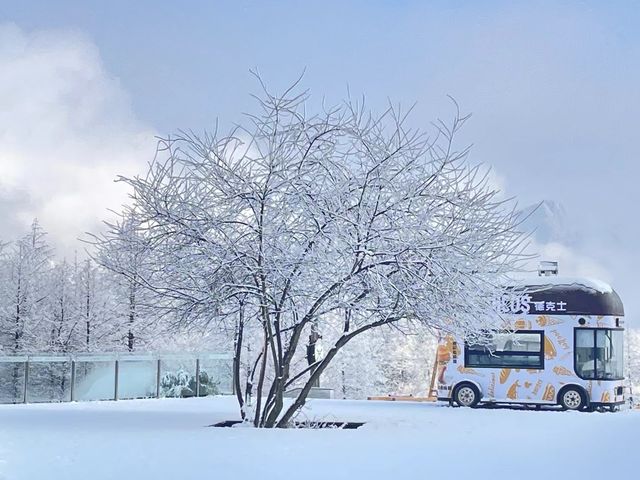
0,396,638,480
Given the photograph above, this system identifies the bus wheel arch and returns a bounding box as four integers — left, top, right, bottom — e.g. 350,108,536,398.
453,381,482,408
557,384,589,411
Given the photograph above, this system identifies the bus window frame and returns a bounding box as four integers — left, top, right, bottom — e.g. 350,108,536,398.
573,327,625,381
464,330,545,370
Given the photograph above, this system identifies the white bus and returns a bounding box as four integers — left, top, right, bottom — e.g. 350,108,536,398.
436,268,627,411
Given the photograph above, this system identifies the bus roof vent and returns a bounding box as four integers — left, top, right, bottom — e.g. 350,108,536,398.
538,261,558,276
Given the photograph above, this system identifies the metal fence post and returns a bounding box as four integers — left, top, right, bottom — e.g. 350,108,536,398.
114,360,119,401
156,359,161,399
195,358,200,397
70,360,76,402
23,359,29,404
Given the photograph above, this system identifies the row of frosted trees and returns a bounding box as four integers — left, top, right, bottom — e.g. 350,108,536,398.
0,220,440,401
0,220,146,356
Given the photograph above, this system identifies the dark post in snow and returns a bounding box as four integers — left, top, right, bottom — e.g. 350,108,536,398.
195,358,201,397
306,325,321,388
156,359,161,399
114,360,119,401
70,360,76,402
23,359,29,403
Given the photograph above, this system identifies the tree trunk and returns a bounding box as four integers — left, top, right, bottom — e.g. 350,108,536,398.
276,318,391,427
252,331,269,426
233,305,245,419
127,280,136,351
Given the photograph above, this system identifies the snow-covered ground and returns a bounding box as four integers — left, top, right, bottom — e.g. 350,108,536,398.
0,397,638,480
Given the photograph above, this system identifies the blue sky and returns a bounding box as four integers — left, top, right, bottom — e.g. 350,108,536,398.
0,4,634,106
1,1,639,315
4,1,638,130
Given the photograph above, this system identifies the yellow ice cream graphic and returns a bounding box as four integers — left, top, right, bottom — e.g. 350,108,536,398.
457,365,481,375
499,368,511,384
551,330,570,350
507,381,520,400
542,384,556,402
536,315,564,327
552,366,575,377
488,373,496,397
532,380,543,395
544,337,557,360
601,391,611,403
514,319,532,330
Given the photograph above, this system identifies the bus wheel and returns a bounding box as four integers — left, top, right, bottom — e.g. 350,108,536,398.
453,383,480,408
558,387,587,411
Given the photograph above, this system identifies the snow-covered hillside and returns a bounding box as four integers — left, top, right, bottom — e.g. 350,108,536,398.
519,200,575,245
0,397,638,480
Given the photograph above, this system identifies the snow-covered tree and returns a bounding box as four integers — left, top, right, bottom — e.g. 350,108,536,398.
90,218,160,351
78,258,96,350
75,258,129,352
46,258,77,352
0,221,53,400
0,221,159,359
0,220,53,354
94,78,528,427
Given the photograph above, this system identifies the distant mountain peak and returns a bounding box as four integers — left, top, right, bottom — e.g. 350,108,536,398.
518,200,574,245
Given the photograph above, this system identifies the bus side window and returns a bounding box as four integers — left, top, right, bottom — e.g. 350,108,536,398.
465,331,543,369
575,329,596,379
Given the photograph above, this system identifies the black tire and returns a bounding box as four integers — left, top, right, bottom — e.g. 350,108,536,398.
558,386,587,411
453,383,481,408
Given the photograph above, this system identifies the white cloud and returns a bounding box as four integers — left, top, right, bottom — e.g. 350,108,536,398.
0,23,155,255
529,240,612,282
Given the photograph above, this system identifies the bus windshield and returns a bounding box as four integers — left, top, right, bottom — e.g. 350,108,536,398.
575,328,624,380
